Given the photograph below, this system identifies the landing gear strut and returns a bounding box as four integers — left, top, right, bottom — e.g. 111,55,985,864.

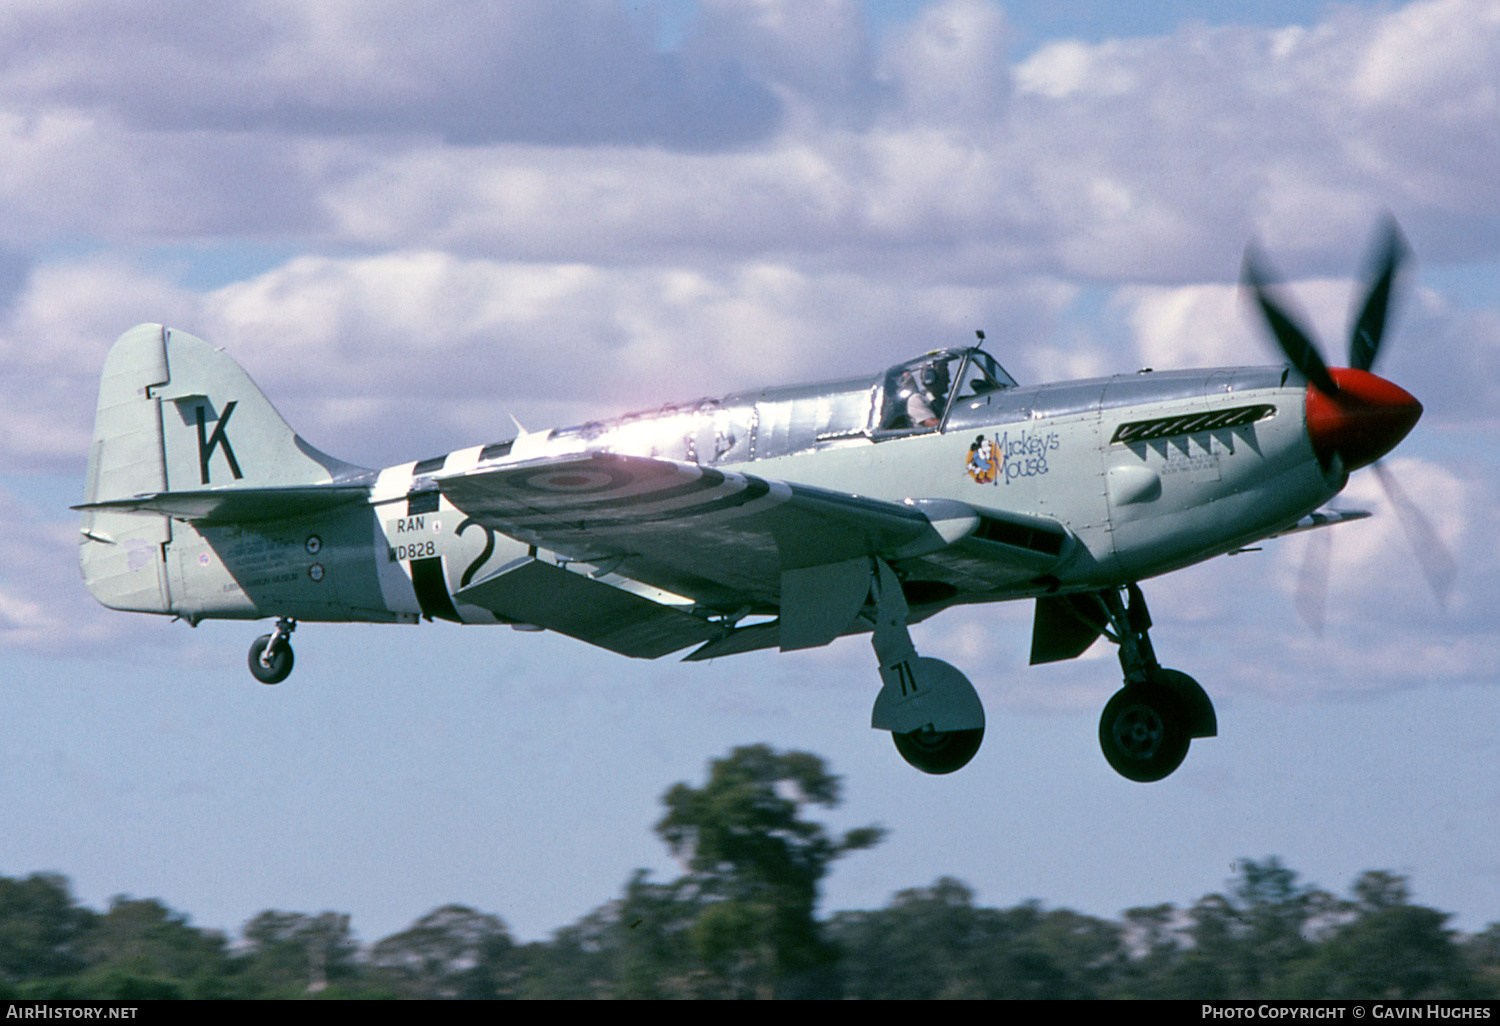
867,560,985,774
1095,584,1215,782
248,617,296,685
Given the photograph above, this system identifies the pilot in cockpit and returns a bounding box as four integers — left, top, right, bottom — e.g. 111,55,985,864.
900,359,950,428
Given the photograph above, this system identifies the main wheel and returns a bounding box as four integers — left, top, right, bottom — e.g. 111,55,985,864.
893,727,984,775
1099,683,1188,782
248,635,294,685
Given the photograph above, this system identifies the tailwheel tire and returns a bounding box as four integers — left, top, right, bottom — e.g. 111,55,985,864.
893,727,984,775
1099,683,1188,782
248,635,294,685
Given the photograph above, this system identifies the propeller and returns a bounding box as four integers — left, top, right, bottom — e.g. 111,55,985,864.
1241,218,1453,630
1348,220,1408,373
1372,460,1457,604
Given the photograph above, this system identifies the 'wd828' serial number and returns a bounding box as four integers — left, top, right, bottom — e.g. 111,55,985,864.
394,541,437,560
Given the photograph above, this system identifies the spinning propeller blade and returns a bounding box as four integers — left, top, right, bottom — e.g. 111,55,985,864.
1373,461,1456,608
1349,217,1409,373
1294,528,1332,636
1242,247,1339,395
1245,220,1449,629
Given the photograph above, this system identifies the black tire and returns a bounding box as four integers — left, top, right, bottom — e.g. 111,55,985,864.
893,727,984,775
248,635,294,685
1099,683,1188,782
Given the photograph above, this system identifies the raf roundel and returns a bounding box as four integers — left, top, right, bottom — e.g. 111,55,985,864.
526,470,618,492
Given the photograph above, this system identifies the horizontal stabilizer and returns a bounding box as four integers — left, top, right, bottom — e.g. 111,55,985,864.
75,485,370,525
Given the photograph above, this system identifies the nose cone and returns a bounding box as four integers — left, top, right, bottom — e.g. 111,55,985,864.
1305,367,1422,472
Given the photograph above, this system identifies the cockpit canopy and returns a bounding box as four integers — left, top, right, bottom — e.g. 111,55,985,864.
875,347,1017,434
504,346,1019,470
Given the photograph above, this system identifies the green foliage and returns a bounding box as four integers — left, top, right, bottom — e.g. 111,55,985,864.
656,744,882,901
368,904,515,998
1295,885,1477,999
654,744,883,997
829,880,1124,999
0,873,93,982
241,910,360,997
77,896,234,999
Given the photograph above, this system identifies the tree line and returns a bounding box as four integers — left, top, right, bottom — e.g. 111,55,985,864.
3,744,1497,999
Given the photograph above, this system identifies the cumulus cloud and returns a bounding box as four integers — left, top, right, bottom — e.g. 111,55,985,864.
317,0,1496,277
1118,282,1258,371
878,0,1010,126
1118,273,1403,373
0,0,1497,280
1211,454,1495,696
0,485,127,655
1395,288,1500,430
0,0,783,150
1003,0,1500,273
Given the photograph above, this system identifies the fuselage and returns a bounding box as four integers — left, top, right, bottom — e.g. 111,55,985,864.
154,347,1344,634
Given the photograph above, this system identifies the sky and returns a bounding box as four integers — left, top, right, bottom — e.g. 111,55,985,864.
2,0,1500,945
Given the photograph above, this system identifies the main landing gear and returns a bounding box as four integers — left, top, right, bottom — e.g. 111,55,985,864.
865,564,1214,780
867,560,986,774
248,617,297,684
1094,584,1216,782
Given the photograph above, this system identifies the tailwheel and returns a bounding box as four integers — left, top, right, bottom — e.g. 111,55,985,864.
893,727,984,775
248,618,296,685
1099,682,1188,782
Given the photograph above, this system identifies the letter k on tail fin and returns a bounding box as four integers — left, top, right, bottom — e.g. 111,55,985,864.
79,323,368,612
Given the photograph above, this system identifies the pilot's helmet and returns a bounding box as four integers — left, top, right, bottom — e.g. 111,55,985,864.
919,360,949,392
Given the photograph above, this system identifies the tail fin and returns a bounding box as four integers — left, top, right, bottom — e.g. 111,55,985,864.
80,323,365,612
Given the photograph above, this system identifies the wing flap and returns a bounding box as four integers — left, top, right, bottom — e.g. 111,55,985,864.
454,556,720,659
682,621,783,661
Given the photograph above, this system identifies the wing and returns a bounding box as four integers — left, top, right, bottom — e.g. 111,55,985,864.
437,451,1073,659
439,452,956,603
